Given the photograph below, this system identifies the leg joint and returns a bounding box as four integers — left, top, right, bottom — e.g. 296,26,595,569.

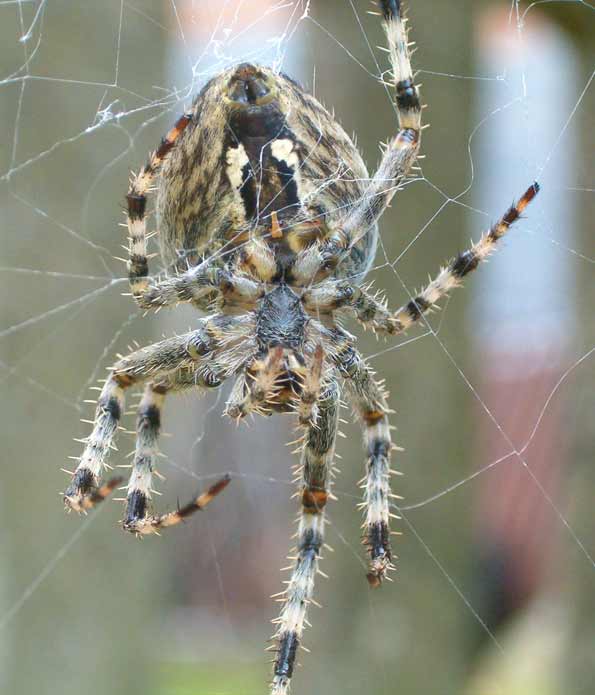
395,79,420,112
124,489,148,529
137,403,160,431
99,395,122,421
126,193,146,220
368,436,391,461
301,487,328,513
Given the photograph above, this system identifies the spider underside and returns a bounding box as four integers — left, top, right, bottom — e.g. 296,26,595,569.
63,2,539,693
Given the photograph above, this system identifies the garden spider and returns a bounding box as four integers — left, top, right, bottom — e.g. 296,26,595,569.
62,1,539,692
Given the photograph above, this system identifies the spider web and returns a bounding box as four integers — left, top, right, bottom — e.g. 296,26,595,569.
0,1,593,694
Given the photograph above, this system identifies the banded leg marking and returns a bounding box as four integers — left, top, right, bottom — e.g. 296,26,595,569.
126,472,231,536
295,345,324,426
292,0,423,287
127,112,193,298
303,282,393,333
380,1,422,130
64,373,127,512
342,0,422,235
337,346,397,586
123,384,164,531
271,382,339,695
122,375,229,536
305,183,540,336
389,183,540,335
64,328,219,513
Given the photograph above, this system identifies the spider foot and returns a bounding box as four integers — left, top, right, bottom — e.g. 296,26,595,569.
122,475,231,536
122,515,163,536
366,558,394,588
63,473,123,513
365,521,394,588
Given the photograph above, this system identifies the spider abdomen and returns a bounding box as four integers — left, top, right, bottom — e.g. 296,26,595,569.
157,63,378,283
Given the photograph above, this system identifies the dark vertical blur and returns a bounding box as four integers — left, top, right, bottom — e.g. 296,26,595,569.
0,2,592,695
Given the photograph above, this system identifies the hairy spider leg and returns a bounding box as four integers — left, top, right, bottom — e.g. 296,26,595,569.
271,381,339,695
141,474,231,532
333,341,397,586
224,347,285,419
123,383,164,526
304,183,540,336
122,367,224,535
292,0,423,286
132,263,264,312
126,112,193,298
64,328,223,514
387,182,541,334
342,0,422,232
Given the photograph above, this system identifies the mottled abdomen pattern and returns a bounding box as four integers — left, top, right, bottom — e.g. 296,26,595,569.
157,64,378,281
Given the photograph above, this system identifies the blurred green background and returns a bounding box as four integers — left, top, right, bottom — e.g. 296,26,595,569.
0,2,593,694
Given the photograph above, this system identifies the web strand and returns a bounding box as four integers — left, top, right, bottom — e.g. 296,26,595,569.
0,1,592,691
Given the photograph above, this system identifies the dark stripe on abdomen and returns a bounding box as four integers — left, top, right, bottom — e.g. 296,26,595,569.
272,156,300,212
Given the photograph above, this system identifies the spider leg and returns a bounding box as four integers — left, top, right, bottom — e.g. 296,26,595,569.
291,1,421,286
271,380,339,695
126,112,192,299
122,369,226,535
387,183,541,335
124,380,229,535
129,260,263,312
333,340,397,587
303,280,393,332
305,183,540,336
341,0,422,233
134,474,231,534
122,383,166,529
64,326,220,513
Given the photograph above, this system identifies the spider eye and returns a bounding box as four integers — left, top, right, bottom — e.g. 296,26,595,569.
227,63,275,107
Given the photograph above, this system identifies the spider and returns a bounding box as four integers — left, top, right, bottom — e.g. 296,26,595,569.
62,2,539,692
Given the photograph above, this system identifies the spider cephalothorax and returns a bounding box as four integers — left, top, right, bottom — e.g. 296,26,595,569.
63,2,538,693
